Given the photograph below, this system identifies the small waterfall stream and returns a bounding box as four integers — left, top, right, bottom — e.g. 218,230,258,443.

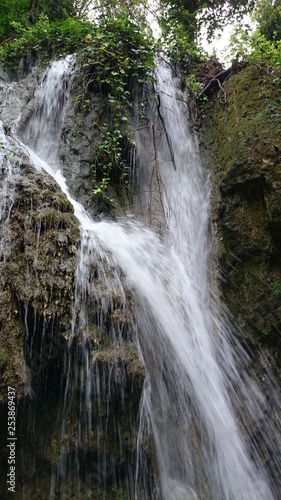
1,57,281,499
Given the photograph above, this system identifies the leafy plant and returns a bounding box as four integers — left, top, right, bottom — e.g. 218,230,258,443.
227,0,281,69
186,74,205,99
229,27,281,68
73,13,154,204
112,486,127,500
92,126,127,204
253,0,281,42
0,15,93,70
158,16,205,72
0,0,92,42
159,0,256,43
0,11,154,206
273,279,281,297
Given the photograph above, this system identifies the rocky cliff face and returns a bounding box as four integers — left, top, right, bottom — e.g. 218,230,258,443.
0,65,146,498
2,56,281,497
0,134,80,402
202,64,281,369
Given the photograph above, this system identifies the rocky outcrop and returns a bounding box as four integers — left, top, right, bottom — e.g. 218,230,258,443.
0,66,146,496
202,64,281,368
0,138,80,402
0,64,118,215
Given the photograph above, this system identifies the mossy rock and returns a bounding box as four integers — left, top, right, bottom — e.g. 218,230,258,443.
95,339,145,383
0,147,80,403
202,63,281,366
0,290,28,403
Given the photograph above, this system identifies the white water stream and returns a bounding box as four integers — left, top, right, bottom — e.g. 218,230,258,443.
1,57,280,499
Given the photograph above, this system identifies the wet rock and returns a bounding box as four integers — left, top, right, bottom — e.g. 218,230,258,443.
0,145,80,402
95,340,145,385
0,60,149,498
201,64,281,367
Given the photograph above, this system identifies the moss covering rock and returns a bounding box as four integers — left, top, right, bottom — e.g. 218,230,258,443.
0,145,80,402
202,63,281,366
0,136,147,498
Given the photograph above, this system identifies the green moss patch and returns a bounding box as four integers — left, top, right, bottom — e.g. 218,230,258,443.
203,63,281,364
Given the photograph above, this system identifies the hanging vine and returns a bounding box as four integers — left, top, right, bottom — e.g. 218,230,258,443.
73,14,155,205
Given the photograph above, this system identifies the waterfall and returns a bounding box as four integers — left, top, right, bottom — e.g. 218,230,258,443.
20,55,75,167
0,124,21,262
1,57,280,499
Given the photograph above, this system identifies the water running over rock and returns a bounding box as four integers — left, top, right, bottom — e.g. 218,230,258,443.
0,57,280,499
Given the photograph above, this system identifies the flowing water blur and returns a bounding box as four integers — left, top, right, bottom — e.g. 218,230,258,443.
1,57,280,499
0,123,21,262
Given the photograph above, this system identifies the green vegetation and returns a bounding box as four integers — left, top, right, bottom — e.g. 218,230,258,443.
255,0,281,42
229,27,281,67
185,73,205,98
158,0,256,47
273,279,281,297
158,17,206,72
0,0,258,47
208,64,281,174
0,7,154,205
203,58,281,361
72,13,154,203
3,0,280,204
0,0,91,41
0,15,93,69
229,0,281,67
111,487,127,500
92,126,129,204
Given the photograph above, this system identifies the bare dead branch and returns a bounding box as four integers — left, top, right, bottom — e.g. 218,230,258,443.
156,93,177,171
146,123,174,230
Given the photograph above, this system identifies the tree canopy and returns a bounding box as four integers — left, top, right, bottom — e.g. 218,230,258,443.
0,0,91,41
0,0,258,43
228,0,281,67
1,0,279,72
254,0,281,41
158,0,256,39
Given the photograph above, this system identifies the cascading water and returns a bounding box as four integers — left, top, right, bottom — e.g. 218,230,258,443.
0,124,20,262
20,56,74,167
1,57,280,499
